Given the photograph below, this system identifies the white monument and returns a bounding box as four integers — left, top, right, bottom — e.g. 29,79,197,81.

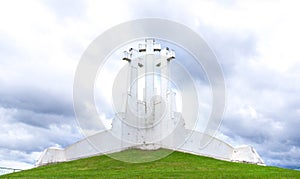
37,39,264,166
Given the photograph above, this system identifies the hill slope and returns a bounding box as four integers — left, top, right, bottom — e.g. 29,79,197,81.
3,149,300,178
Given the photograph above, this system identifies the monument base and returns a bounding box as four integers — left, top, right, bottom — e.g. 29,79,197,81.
37,119,264,166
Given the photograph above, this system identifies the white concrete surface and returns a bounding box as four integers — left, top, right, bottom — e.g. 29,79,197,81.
37,39,264,166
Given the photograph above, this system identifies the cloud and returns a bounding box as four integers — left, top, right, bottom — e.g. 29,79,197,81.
0,86,73,116
0,149,39,169
126,0,300,168
0,0,130,169
0,107,82,151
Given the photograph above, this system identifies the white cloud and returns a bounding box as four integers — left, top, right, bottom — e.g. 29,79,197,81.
165,0,300,168
0,0,132,169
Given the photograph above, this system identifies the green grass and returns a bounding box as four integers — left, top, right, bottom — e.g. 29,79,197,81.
2,149,300,178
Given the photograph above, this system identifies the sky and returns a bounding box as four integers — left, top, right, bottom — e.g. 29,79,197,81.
0,0,300,170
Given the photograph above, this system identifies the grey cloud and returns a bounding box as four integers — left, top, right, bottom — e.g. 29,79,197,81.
0,85,74,117
127,1,300,169
200,28,258,75
260,143,300,168
0,148,37,164
0,109,82,152
11,108,73,129
170,43,208,83
205,27,300,168
221,102,300,167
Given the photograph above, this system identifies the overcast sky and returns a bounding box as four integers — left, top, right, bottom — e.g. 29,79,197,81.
0,0,300,170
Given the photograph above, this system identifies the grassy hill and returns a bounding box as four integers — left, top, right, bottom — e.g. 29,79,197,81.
3,149,300,178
